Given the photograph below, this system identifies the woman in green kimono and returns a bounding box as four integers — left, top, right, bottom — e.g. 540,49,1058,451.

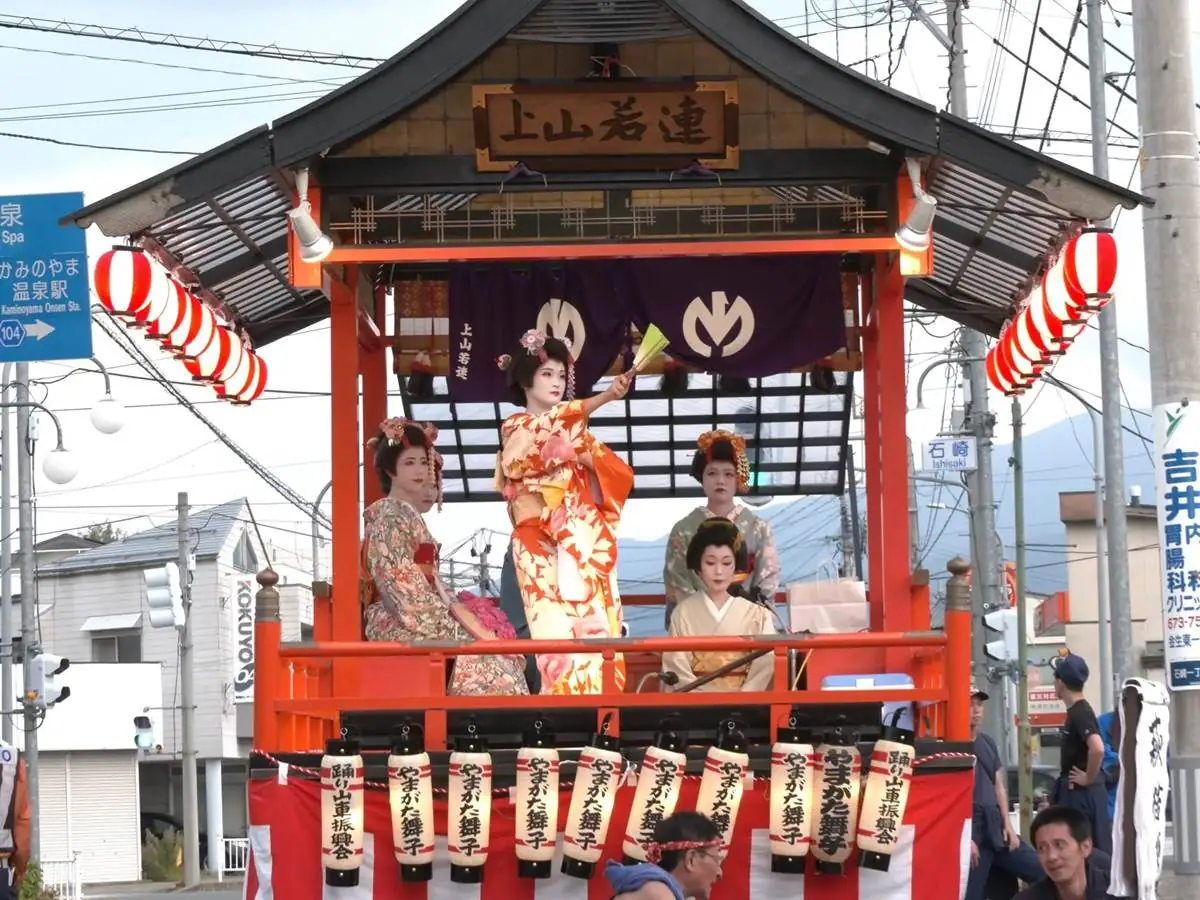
662,430,781,629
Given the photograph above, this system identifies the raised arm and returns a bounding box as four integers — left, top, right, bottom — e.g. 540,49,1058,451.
580,371,632,417
365,504,462,642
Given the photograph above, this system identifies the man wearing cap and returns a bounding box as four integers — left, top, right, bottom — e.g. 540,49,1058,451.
968,683,1043,900
1051,652,1111,855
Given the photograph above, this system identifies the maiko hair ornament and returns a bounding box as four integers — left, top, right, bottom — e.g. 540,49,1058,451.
644,838,723,864
513,328,577,401
695,429,751,491
367,417,440,484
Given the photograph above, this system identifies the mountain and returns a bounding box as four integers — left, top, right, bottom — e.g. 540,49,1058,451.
616,409,1155,635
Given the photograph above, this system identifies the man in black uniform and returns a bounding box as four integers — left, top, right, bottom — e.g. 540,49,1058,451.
1051,653,1111,855
967,683,1043,900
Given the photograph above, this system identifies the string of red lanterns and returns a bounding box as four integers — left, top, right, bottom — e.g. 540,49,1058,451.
986,227,1117,396
94,247,268,405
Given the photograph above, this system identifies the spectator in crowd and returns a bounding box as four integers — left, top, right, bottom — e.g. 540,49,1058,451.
1016,806,1128,900
1051,653,1112,855
967,683,1043,900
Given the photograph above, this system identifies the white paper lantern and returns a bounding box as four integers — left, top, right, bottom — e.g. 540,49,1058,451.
320,739,365,888
217,347,257,401
93,247,162,319
388,726,435,883
233,352,268,405
769,729,815,873
695,723,750,854
448,733,492,884
1063,228,1118,300
562,732,624,879
857,726,916,872
179,297,217,361
146,279,188,344
622,729,687,863
810,742,862,875
514,724,560,879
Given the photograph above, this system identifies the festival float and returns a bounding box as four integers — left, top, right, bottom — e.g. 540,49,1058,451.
64,1,1144,897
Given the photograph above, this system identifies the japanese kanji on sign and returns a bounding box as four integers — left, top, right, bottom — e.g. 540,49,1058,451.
1153,401,1200,690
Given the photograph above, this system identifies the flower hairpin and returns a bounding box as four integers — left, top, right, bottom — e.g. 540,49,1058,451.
519,329,547,354
496,354,513,372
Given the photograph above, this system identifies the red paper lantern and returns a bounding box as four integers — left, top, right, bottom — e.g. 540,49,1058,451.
93,248,161,319
1009,307,1049,383
217,347,257,400
234,353,267,405
216,330,246,384
1042,259,1091,347
179,300,217,361
185,323,234,383
1063,229,1117,300
986,348,1013,394
145,279,188,344
128,270,175,330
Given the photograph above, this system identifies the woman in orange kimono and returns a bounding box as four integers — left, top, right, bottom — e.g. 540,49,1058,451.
495,329,634,694
363,418,528,696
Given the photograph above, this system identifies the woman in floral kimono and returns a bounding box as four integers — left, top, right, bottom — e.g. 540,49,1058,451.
495,329,633,695
662,430,781,629
662,518,776,692
363,417,528,696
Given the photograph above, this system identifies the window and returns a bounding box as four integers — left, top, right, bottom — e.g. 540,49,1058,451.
301,623,314,642
232,532,259,573
91,631,142,663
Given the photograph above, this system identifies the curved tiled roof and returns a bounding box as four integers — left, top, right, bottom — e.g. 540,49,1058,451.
62,0,1147,347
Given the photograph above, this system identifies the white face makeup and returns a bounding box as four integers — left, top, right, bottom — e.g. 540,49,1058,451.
525,358,567,410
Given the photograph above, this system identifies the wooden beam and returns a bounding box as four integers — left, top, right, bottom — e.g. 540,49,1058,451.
389,336,860,375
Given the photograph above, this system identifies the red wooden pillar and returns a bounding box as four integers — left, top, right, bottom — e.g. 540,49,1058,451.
861,273,885,632
361,285,389,506
876,257,912,632
327,270,362,697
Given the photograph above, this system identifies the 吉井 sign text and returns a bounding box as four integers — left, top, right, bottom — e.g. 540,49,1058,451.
0,193,92,363
923,436,977,473
1154,402,1200,690
473,81,739,171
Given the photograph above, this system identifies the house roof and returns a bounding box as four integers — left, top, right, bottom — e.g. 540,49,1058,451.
40,499,247,575
63,0,1147,347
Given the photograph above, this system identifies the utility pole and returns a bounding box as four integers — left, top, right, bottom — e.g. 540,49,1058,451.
846,447,864,578
1085,0,1132,704
1011,398,1033,838
1131,0,1200,877
1,366,13,746
946,0,1006,745
839,494,857,580
900,0,1004,741
15,362,38,860
178,492,200,887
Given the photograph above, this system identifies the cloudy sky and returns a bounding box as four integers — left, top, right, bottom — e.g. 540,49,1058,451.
0,0,1178,574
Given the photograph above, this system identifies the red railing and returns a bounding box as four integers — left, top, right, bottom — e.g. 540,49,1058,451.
257,613,960,750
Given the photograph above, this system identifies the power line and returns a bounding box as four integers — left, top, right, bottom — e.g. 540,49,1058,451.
0,130,196,155
0,14,383,68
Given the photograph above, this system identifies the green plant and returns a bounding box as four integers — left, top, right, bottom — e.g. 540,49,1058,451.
17,862,60,900
142,826,183,883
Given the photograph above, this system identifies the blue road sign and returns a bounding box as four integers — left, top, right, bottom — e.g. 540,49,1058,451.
0,192,93,363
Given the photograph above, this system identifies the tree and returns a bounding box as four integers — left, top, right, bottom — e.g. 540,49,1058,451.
83,521,125,544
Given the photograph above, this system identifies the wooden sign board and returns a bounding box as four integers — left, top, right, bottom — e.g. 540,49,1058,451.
472,79,739,172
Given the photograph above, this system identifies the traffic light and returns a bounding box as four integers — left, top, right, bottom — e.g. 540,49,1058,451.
133,715,154,750
28,653,70,709
144,562,185,629
983,608,1019,662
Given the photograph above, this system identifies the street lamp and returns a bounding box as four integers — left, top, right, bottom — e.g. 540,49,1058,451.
89,356,125,435
1043,374,1112,711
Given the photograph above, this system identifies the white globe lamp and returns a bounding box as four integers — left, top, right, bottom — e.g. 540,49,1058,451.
90,395,126,435
43,447,78,485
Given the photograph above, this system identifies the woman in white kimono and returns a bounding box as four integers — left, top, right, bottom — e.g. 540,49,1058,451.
662,430,780,629
662,518,776,692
